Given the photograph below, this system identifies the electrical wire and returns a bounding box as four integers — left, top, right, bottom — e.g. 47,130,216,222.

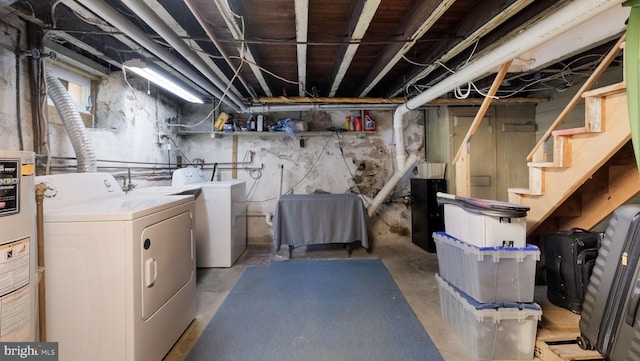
38,56,52,175
165,135,192,164
335,136,369,206
282,133,335,194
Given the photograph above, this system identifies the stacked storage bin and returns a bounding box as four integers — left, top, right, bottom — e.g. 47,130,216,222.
434,193,542,360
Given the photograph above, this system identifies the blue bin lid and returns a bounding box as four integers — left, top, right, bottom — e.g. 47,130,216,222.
434,231,539,252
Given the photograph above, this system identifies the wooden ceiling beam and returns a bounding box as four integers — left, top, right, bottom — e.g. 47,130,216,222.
387,0,534,97
328,0,381,97
357,0,455,97
213,0,273,96
295,0,309,97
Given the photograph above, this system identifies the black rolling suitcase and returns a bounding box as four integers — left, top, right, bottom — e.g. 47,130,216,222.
543,228,601,314
577,205,640,360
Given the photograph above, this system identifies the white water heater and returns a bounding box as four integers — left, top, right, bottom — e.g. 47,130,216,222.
0,150,37,341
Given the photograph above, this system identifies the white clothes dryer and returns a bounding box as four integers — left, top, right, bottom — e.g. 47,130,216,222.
36,172,196,361
171,167,246,268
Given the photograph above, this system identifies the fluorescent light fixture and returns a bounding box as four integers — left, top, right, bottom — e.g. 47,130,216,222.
124,65,204,104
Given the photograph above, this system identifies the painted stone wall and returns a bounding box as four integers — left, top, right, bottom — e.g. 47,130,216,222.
0,19,32,151
44,71,182,187
176,109,426,245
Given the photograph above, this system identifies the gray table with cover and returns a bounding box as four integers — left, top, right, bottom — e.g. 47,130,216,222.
273,193,369,256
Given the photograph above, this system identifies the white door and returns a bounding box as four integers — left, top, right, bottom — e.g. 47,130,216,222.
451,110,497,200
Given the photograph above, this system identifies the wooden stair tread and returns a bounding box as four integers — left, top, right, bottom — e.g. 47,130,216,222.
521,89,630,234
508,187,533,194
528,161,557,168
552,127,587,136
581,82,626,98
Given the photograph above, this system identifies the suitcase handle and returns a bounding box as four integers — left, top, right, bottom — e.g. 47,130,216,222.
626,277,640,327
555,255,564,290
560,227,591,235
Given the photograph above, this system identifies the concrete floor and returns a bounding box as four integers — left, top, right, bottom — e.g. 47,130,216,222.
162,240,538,361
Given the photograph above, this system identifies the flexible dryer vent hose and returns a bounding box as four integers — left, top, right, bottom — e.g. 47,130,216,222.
45,73,97,173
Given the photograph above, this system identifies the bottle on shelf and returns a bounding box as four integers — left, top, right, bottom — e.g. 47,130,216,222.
257,114,264,131
345,116,351,131
364,110,376,131
354,116,363,131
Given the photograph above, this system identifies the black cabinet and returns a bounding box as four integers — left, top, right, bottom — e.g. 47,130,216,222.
410,178,447,253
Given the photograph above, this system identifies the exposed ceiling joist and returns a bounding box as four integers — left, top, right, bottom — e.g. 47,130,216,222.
294,0,309,97
358,0,456,97
12,0,627,106
183,0,256,100
137,0,243,100
213,0,272,97
389,0,535,97
328,0,381,97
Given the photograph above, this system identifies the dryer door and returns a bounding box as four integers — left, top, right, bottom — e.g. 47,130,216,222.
140,211,193,320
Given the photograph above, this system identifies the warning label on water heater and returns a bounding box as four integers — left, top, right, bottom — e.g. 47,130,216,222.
0,239,29,297
0,161,19,216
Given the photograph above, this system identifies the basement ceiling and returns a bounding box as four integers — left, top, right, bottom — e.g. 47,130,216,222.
6,0,629,108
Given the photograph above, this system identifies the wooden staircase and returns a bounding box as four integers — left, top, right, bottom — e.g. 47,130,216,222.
508,84,638,236
506,34,640,237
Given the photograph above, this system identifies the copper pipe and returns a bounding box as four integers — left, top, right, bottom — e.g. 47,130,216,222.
35,182,48,341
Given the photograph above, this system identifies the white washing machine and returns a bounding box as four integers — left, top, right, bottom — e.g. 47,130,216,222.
0,150,37,342
171,167,247,268
36,172,196,361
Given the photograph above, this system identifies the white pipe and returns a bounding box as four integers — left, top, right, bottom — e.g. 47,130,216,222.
123,0,248,111
367,153,418,217
183,0,256,99
399,0,624,115
367,0,624,216
248,103,400,113
279,164,284,196
69,0,245,112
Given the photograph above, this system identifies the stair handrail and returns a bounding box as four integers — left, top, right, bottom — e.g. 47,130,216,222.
526,33,627,162
452,60,512,197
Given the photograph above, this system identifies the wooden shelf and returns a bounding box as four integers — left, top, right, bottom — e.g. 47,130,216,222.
178,130,375,138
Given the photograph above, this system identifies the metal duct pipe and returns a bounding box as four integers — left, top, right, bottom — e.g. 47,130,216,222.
45,73,97,172
367,0,625,216
122,0,249,109
65,0,246,112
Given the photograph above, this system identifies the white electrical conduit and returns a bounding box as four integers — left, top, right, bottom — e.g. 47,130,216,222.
66,0,246,112
366,0,626,216
122,0,249,108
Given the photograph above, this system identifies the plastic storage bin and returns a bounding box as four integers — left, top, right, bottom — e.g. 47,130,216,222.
434,232,539,303
436,274,542,360
438,192,528,248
